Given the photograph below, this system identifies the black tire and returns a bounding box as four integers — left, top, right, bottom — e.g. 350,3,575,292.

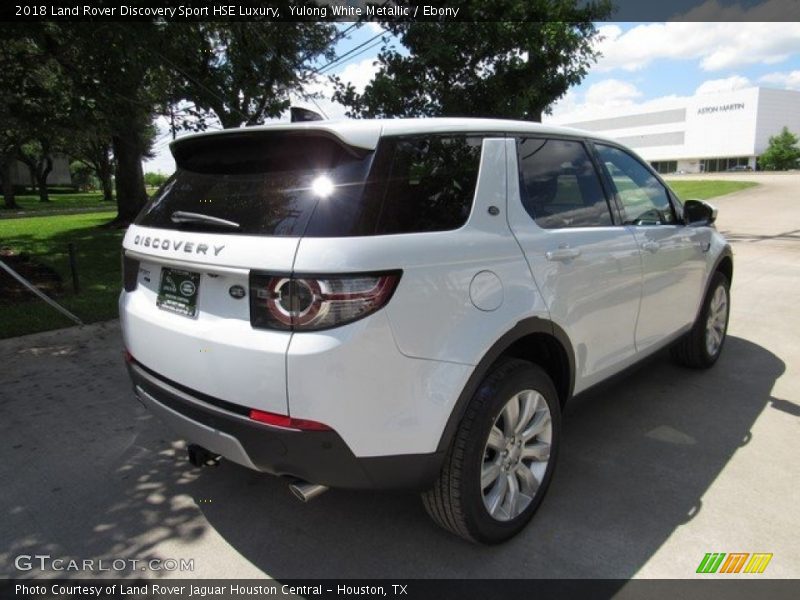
671,271,730,369
421,358,561,544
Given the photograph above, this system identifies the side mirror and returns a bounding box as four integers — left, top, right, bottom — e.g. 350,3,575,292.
683,199,717,226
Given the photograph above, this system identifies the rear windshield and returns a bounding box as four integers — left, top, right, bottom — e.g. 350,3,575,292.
136,132,483,237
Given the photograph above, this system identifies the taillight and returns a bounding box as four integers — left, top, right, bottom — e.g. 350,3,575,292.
121,251,140,292
249,271,401,331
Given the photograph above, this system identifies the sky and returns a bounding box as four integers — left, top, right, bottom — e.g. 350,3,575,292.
144,20,800,173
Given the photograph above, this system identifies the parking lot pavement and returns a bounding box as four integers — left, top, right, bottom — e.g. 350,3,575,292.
1,173,798,581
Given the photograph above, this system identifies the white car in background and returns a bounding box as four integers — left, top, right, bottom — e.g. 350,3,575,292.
120,118,732,543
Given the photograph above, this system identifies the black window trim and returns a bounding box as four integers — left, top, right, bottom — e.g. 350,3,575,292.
587,140,682,227
513,134,620,229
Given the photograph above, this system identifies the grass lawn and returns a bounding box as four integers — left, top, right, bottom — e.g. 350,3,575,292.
666,180,758,200
0,212,124,339
1,191,115,215
2,188,159,217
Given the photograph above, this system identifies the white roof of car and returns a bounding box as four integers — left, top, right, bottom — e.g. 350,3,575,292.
171,117,614,152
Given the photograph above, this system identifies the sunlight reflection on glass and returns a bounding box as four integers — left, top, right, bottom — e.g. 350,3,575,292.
311,175,335,198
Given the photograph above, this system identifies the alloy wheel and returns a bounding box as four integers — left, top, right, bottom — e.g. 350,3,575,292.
705,284,729,356
481,389,553,521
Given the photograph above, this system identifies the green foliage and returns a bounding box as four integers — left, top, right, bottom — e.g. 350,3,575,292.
0,27,75,143
333,1,612,120
758,127,800,171
144,172,169,187
0,26,76,204
163,22,337,129
65,126,116,201
34,22,340,220
69,161,99,191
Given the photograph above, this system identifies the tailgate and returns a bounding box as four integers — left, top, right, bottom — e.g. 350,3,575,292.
120,225,297,415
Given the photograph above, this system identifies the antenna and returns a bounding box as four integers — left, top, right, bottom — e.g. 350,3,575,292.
291,106,326,122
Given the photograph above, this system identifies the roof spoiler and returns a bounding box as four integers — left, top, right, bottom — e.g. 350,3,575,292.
170,129,371,171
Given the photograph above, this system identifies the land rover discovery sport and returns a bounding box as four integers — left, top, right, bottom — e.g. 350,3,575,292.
120,118,732,543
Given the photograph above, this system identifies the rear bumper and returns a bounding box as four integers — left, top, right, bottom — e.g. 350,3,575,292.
127,360,443,490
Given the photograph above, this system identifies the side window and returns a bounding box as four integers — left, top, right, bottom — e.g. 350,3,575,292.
595,144,676,225
372,136,483,234
517,138,612,229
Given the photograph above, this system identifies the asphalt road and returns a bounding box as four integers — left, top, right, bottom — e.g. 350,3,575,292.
1,173,798,580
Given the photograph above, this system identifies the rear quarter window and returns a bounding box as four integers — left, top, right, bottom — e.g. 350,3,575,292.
366,136,484,234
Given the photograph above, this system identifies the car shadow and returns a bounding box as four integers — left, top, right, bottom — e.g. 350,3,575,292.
186,335,784,578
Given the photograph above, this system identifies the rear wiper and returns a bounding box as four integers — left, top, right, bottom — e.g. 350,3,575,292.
170,211,240,230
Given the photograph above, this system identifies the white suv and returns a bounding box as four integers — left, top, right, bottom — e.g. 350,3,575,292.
120,118,732,543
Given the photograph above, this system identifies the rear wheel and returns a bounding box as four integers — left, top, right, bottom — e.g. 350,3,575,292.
671,271,730,368
422,359,560,543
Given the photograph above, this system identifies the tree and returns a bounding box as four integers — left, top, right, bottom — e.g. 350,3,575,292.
14,52,73,204
40,22,340,224
17,140,54,202
163,22,337,130
68,127,116,202
144,171,169,188
0,26,74,207
70,160,98,191
758,127,800,171
0,83,22,209
0,152,18,209
333,1,612,121
0,124,21,210
40,22,169,224
0,28,29,209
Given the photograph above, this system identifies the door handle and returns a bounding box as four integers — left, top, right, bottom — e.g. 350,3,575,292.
641,241,660,253
545,247,581,262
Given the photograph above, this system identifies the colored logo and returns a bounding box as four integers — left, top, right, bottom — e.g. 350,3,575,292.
696,552,773,574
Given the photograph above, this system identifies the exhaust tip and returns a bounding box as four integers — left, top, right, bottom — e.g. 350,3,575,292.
187,444,220,468
289,481,329,502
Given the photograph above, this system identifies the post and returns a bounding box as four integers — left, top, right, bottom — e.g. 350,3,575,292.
68,242,80,294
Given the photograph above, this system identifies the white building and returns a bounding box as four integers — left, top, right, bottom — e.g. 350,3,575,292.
548,87,800,173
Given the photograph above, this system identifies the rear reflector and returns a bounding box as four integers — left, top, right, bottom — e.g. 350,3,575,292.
249,409,332,431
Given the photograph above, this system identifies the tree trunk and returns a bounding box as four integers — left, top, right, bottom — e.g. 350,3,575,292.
112,131,148,225
37,156,53,203
37,173,50,202
96,149,115,202
100,169,114,202
1,153,19,209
